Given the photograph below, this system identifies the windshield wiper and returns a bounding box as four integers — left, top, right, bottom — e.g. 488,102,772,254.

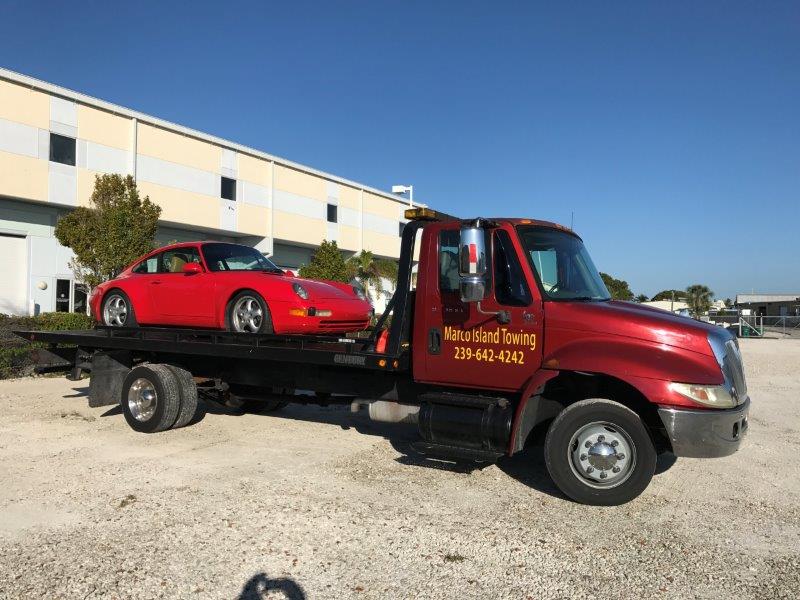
564,296,609,302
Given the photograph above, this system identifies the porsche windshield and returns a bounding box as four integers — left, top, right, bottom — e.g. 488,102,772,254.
202,243,282,273
516,226,611,301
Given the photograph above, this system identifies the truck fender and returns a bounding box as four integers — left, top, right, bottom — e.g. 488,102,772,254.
508,370,560,456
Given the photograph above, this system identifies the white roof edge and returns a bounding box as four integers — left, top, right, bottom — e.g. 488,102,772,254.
0,67,425,209
735,294,800,302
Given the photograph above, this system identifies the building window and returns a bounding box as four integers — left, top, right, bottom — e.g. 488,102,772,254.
49,133,76,166
327,203,338,223
399,222,406,237
73,284,88,314
55,279,71,312
221,176,236,201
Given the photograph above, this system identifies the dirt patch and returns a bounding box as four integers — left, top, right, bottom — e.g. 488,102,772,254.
0,339,798,599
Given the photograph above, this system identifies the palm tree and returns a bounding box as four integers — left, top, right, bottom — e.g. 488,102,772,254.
346,251,398,303
685,284,714,318
634,293,649,303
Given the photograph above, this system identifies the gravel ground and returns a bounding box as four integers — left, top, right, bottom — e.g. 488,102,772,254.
0,338,798,599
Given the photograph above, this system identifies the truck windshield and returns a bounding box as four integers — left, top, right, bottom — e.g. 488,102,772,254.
202,243,283,273
516,226,611,301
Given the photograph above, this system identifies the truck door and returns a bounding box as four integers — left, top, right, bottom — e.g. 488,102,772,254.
418,223,543,391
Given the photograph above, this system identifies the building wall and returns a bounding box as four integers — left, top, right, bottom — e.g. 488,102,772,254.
0,70,418,315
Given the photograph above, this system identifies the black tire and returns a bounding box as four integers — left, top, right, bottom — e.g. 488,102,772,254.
120,364,181,433
225,290,274,334
165,365,199,428
102,289,138,327
544,398,657,506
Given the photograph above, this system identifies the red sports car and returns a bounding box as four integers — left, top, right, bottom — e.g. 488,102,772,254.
89,242,373,334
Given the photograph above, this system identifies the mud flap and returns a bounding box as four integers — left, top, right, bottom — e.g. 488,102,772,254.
88,351,132,408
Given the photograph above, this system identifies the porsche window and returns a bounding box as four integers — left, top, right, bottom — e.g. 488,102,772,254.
201,243,282,272
162,247,201,273
132,256,159,274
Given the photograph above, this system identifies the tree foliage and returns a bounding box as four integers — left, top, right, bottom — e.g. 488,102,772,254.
298,240,349,282
634,293,649,303
685,284,714,318
346,251,399,303
599,272,634,301
650,289,687,302
54,174,161,289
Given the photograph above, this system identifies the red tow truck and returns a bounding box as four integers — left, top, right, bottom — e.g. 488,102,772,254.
16,208,749,505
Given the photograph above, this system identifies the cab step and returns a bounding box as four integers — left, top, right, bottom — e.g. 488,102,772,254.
411,441,503,463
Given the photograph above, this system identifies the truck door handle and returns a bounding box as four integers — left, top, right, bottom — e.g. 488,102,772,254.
428,328,441,355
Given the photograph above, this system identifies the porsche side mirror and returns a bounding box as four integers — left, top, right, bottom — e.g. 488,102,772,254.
182,262,203,274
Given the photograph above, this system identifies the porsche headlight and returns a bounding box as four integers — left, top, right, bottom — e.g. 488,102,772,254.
668,382,737,409
352,285,367,300
292,283,309,300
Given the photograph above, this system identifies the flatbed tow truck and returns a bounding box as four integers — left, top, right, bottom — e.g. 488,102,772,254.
15,208,749,505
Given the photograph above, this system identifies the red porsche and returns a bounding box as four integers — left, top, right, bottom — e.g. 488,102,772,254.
89,242,374,334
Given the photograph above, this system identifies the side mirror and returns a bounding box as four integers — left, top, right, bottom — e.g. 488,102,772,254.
182,262,203,274
458,225,488,303
283,270,296,278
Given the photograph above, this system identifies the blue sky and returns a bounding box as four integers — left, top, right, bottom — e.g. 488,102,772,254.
1,1,797,300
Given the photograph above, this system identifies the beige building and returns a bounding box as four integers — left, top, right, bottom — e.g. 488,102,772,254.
0,68,416,315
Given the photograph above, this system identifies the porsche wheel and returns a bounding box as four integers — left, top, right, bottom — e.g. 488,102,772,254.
227,291,274,334
102,290,138,327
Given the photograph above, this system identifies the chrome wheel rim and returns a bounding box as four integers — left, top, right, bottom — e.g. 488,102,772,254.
128,378,157,422
103,294,128,326
568,421,636,489
231,296,263,333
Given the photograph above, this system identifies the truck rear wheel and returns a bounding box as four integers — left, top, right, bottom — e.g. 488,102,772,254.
121,364,181,433
165,365,199,428
544,398,656,506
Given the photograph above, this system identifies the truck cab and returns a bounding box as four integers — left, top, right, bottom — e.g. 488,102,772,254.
404,210,749,505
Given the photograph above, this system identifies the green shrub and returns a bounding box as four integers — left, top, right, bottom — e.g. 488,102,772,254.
0,312,94,379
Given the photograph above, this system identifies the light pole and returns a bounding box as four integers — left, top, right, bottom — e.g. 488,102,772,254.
392,184,414,207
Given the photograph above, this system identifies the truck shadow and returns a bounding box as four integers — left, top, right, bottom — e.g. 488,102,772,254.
222,402,576,497
81,391,677,499
237,572,305,600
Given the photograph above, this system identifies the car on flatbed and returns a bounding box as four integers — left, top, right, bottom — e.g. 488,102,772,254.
18,208,749,506
90,241,373,335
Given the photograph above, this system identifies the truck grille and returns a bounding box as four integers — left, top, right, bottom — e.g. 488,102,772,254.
723,339,747,401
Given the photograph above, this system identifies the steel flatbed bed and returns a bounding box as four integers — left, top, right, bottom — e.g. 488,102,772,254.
14,325,409,372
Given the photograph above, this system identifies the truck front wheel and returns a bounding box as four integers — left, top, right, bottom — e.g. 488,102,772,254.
544,399,656,506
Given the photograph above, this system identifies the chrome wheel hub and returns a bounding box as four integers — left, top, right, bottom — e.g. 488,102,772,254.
128,378,157,422
232,296,263,333
103,295,128,326
569,422,636,488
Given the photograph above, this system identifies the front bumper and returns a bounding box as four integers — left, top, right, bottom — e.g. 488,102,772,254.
658,397,750,458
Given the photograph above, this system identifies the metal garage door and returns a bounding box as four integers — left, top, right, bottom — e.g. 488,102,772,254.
0,233,27,315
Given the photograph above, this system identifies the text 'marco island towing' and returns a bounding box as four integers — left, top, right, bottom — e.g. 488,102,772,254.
16,208,749,505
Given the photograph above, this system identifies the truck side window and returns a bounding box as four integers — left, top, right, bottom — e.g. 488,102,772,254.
494,230,532,306
439,230,461,293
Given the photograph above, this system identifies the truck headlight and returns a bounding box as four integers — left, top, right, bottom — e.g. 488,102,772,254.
668,382,737,409
292,283,309,300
